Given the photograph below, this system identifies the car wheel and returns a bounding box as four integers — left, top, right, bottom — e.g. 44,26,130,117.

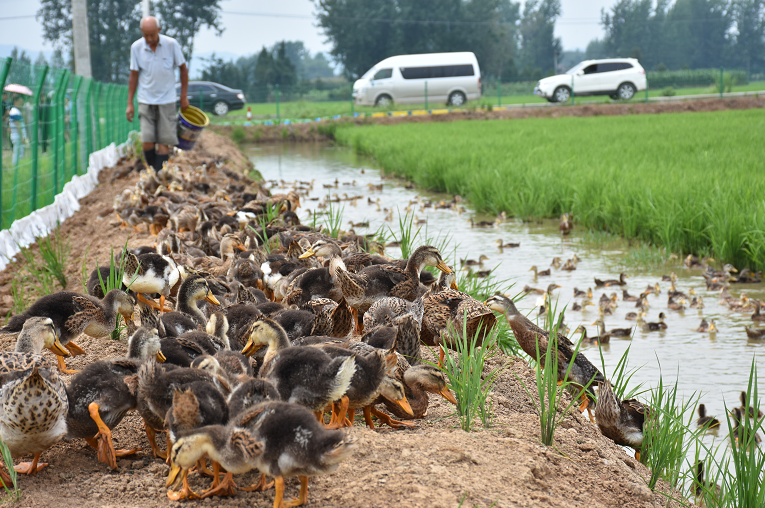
448,91,466,107
213,101,229,116
375,95,392,107
553,86,571,103
617,83,636,101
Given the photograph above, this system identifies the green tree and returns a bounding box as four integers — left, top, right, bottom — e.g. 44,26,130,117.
155,0,224,71
270,42,299,87
519,0,562,78
732,0,765,73
7,47,33,86
664,0,731,69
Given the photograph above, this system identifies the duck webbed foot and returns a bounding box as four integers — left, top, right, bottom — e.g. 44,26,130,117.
200,464,237,498
167,468,201,501
370,406,416,429
324,397,350,429
144,423,167,459
274,475,309,508
241,473,274,492
56,355,80,375
13,454,48,475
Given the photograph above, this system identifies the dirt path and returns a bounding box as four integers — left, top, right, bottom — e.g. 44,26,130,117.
209,96,765,144
0,131,692,507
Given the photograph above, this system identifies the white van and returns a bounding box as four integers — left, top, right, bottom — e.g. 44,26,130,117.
353,52,481,107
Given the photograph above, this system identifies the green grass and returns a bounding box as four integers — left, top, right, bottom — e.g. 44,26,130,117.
97,244,135,340
336,109,765,270
208,81,765,124
0,438,20,501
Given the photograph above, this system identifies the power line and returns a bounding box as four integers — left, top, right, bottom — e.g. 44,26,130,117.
0,14,36,21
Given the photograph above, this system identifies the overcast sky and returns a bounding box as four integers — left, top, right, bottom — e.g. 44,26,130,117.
0,0,612,62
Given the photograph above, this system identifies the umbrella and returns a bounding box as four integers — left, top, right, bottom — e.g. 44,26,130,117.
3,84,33,96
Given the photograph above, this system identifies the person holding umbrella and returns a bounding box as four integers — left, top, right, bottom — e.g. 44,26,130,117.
126,16,188,170
8,95,27,167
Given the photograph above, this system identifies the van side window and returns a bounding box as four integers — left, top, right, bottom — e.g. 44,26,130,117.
400,64,474,80
373,68,393,80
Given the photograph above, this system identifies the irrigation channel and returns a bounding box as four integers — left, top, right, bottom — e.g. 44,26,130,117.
245,142,765,467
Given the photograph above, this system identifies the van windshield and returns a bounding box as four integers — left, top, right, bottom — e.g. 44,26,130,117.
361,67,376,80
565,63,584,75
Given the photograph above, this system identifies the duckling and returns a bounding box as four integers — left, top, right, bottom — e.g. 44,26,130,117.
192,234,247,279
157,310,198,338
560,259,577,271
690,296,705,309
524,283,560,296
550,257,562,269
227,378,280,418
745,326,765,339
738,391,764,419
577,325,609,346
751,300,765,322
661,272,678,282
730,407,762,445
696,319,716,333
624,312,638,321
696,404,719,428
667,296,687,311
168,274,221,328
693,461,722,504
240,318,294,372
595,380,648,461
261,346,356,415
529,265,551,277
272,308,316,341
495,239,520,250
559,213,573,235
639,312,667,331
1,289,134,373
622,290,638,302
161,332,219,367
123,251,180,312
167,401,356,507
66,327,165,469
469,217,499,228
460,254,489,267
571,301,594,312
381,364,457,420
0,318,69,475
594,273,628,287
573,287,592,298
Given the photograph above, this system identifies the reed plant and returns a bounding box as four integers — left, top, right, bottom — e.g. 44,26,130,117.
336,110,765,270
322,196,345,239
438,316,504,431
596,343,646,400
386,210,421,259
516,303,593,447
0,439,19,501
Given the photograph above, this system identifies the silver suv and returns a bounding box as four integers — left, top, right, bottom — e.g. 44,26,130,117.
534,58,647,103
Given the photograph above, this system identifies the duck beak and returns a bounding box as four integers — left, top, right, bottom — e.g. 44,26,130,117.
241,338,262,357
394,395,414,416
205,292,220,305
166,463,182,488
439,386,458,405
156,351,167,363
237,243,247,252
436,261,452,274
49,339,71,357
299,248,316,259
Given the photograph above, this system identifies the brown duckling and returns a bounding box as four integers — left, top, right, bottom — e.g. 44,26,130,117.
164,274,221,329
0,289,134,373
495,239,520,250
595,273,628,287
624,312,638,321
460,254,489,267
595,380,648,460
622,289,638,302
559,213,573,235
66,327,165,470
0,318,70,476
667,296,687,311
730,407,762,445
639,312,667,331
745,326,765,339
696,319,717,333
573,287,593,298
690,296,705,309
696,404,719,428
561,259,577,271
381,364,457,420
751,300,765,322
167,401,356,507
738,391,764,419
529,265,551,277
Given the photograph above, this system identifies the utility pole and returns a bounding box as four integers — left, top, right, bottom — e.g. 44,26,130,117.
143,0,150,17
72,0,92,77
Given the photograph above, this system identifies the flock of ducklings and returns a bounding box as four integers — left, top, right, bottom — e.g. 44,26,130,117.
1,156,763,506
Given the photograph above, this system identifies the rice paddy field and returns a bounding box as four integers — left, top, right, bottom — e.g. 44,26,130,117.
334,109,765,271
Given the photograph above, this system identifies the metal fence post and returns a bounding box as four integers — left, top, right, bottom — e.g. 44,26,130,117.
645,78,649,103
83,79,94,163
720,67,724,98
0,57,11,228
571,75,575,105
350,83,354,117
93,81,102,149
424,81,428,110
71,75,83,175
30,65,49,213
497,77,501,107
51,70,65,195
275,84,280,125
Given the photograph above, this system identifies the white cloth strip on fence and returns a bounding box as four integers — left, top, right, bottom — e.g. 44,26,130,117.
0,140,129,272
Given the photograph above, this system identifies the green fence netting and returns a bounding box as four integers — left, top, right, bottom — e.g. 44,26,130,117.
1,58,134,231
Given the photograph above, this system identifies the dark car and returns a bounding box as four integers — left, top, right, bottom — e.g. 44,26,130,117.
176,81,245,116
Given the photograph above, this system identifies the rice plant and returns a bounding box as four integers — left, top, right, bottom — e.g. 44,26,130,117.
37,225,70,289
640,368,702,491
97,244,136,341
515,302,593,447
438,315,504,431
596,343,646,400
0,439,19,501
387,210,421,259
322,195,345,239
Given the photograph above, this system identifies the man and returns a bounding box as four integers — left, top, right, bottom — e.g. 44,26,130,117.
127,16,189,171
8,95,27,167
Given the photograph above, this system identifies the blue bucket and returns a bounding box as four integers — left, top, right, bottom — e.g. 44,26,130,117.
177,106,209,151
